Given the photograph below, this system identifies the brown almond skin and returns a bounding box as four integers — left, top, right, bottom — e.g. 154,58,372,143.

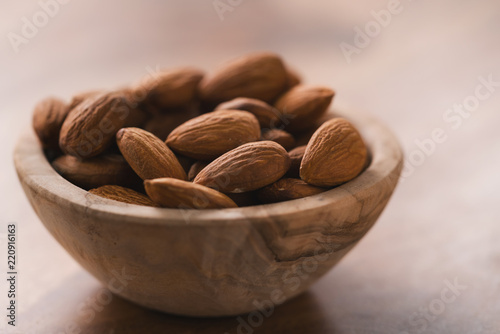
274,85,335,133
134,67,204,109
66,90,103,113
143,105,200,141
188,161,209,181
257,178,326,204
286,145,306,178
145,178,237,209
89,185,156,207
59,92,131,159
300,118,367,187
119,88,151,128
32,97,70,149
215,98,282,129
116,128,187,181
261,128,296,151
166,110,260,160
68,88,148,130
52,154,140,190
194,141,291,193
122,107,149,129
199,53,288,106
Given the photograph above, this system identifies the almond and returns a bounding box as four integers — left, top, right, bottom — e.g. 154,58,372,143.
66,90,103,113
135,67,204,109
32,97,70,149
122,107,149,129
116,127,187,180
188,161,209,181
59,92,131,158
143,105,200,141
89,185,156,207
300,118,367,187
274,85,335,133
145,178,237,209
166,110,260,160
199,53,288,106
257,178,326,204
52,154,140,190
286,145,306,178
119,88,151,128
261,128,296,151
214,97,282,129
194,141,291,193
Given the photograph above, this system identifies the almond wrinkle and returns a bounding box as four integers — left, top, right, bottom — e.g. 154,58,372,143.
300,118,367,187
194,141,291,193
59,92,130,159
89,185,156,207
274,85,335,133
145,178,237,209
116,127,187,181
166,110,260,160
199,53,288,106
32,97,70,149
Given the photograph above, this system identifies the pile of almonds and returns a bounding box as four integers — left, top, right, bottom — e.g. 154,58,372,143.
32,53,368,209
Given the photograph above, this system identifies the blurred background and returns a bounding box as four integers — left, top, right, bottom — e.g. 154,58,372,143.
1,0,499,333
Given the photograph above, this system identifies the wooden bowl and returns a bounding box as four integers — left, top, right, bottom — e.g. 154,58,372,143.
14,109,403,317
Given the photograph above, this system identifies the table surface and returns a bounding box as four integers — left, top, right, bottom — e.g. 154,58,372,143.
1,1,500,333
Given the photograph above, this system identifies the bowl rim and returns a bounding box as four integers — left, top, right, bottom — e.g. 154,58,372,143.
14,108,403,226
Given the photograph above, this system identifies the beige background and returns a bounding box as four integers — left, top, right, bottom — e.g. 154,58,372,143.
1,0,499,333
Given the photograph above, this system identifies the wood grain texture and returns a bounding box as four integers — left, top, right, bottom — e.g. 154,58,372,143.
14,109,403,317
